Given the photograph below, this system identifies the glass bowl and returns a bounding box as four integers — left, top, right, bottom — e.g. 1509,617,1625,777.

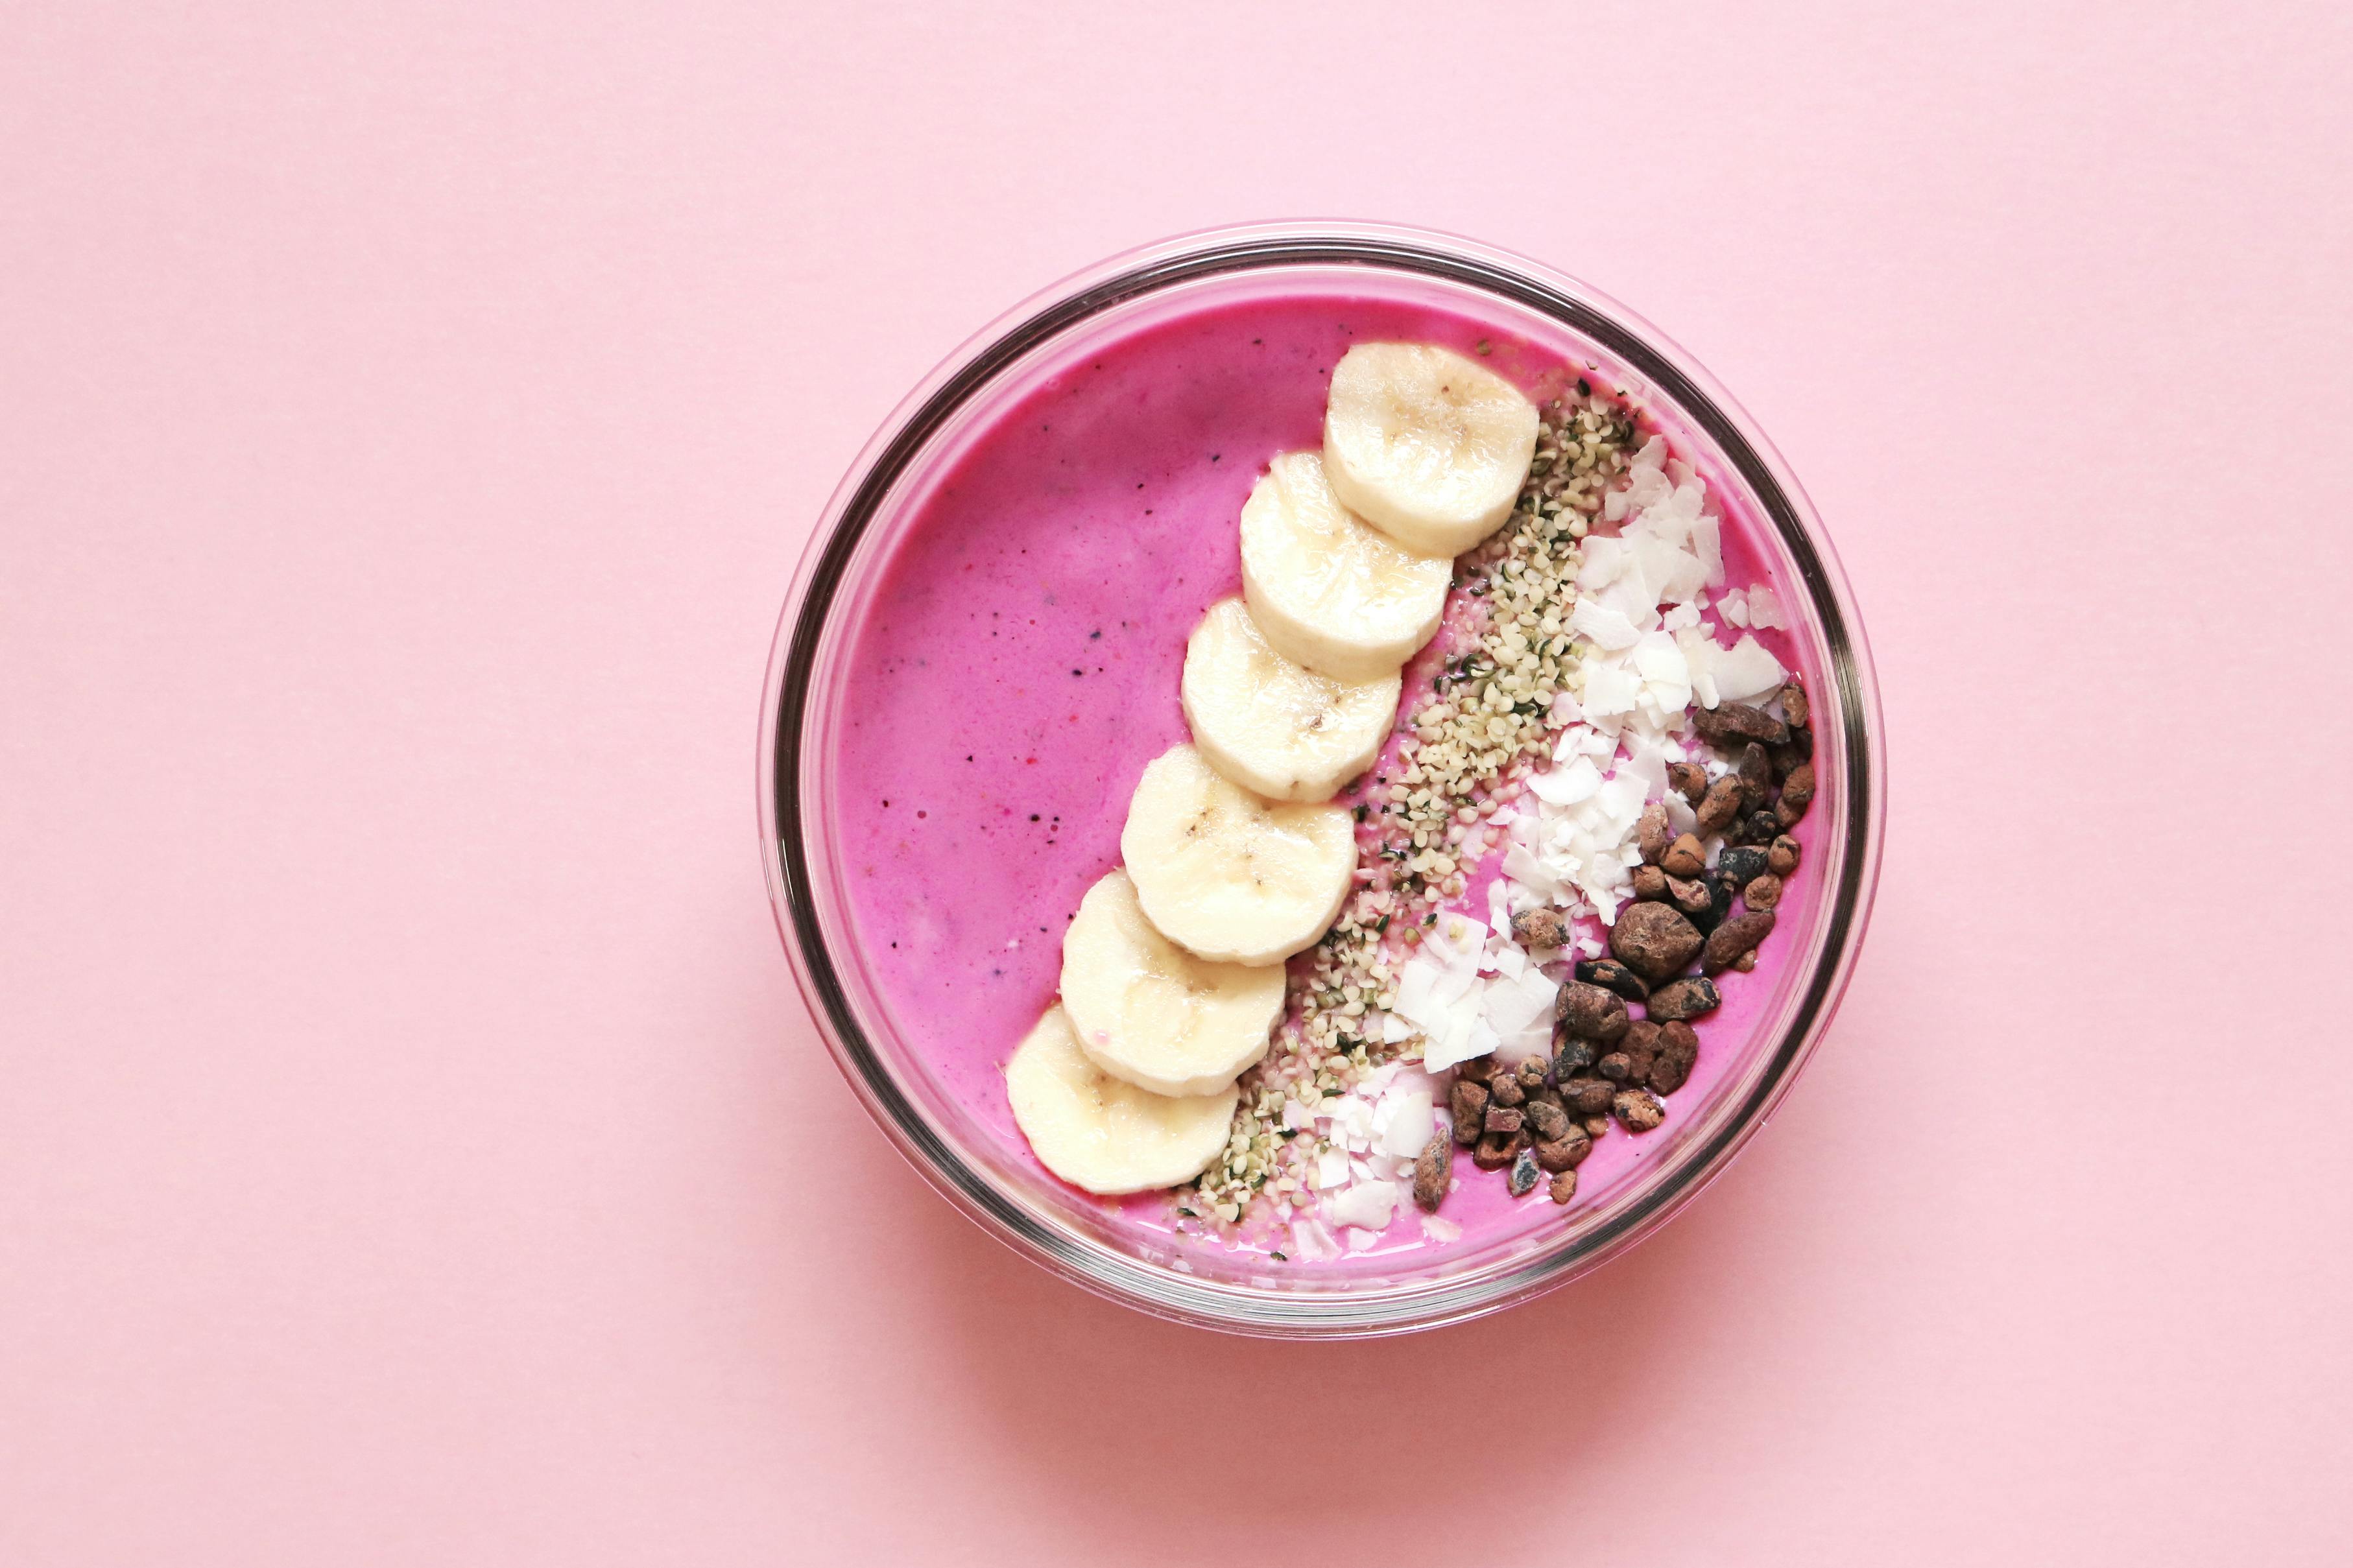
758,221,1884,1338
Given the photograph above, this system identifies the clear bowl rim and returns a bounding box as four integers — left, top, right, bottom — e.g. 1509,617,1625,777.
757,219,1887,1338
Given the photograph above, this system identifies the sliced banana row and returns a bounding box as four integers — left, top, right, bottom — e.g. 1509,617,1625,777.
1059,868,1284,1097
1182,597,1398,804
1119,743,1356,968
1006,1006,1241,1195
1323,342,1541,558
1008,341,1539,1196
1239,451,1449,682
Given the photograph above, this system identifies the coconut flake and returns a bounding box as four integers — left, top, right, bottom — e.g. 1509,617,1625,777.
1662,791,1698,836
1630,631,1693,711
1581,662,1640,720
1290,1215,1340,1261
1712,634,1789,702
1630,629,1688,682
1501,844,1559,904
1328,1097,1374,1152
1376,1091,1435,1160
1618,741,1671,805
1577,535,1629,588
1420,1008,1490,1072
1592,772,1648,832
1597,571,1662,635
1677,627,1723,709
1392,961,1437,1028
1639,533,1708,605
1529,754,1603,808
1570,598,1642,651
1691,516,1724,588
1482,970,1547,1039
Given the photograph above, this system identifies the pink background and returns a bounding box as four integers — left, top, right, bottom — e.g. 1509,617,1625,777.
3,3,2347,1562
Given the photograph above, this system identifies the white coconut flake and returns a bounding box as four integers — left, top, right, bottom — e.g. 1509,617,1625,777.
1581,539,1629,591
1329,1097,1374,1152
1597,571,1662,635
1630,632,1693,713
1593,772,1647,829
1569,597,1642,651
1663,790,1698,836
1677,628,1723,709
1530,754,1603,807
1692,516,1724,588
1501,843,1559,902
1330,1180,1398,1233
1483,971,1548,1039
1376,1090,1435,1160
1581,654,1638,715
1712,634,1789,702
1629,630,1686,682
1645,536,1710,604
1290,1216,1340,1261
1498,967,1559,1058
1420,1010,1488,1072
1392,962,1436,1028
1468,1012,1511,1062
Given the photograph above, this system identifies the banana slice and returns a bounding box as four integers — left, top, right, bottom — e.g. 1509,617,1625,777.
1181,597,1399,804
1119,743,1356,966
1005,1004,1239,1194
1322,342,1540,558
1060,868,1284,1096
1239,451,1451,682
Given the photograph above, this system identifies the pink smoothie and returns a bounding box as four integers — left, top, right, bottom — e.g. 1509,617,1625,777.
825,283,1814,1279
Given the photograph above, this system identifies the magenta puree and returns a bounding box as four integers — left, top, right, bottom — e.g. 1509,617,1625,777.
828,288,1808,1268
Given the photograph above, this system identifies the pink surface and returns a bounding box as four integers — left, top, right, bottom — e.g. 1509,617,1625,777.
2,3,2347,1563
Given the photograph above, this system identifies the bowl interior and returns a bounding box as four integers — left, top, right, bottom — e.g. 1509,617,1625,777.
763,230,1880,1335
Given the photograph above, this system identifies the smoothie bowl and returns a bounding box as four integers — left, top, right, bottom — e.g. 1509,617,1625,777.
759,223,1883,1337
